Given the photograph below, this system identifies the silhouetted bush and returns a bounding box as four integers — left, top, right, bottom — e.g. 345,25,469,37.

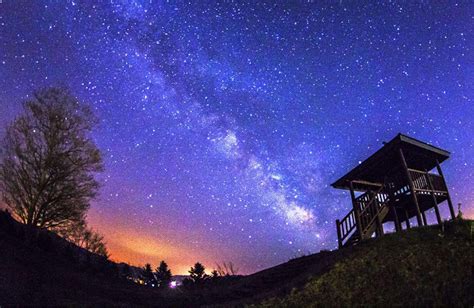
155,261,172,288
141,263,157,287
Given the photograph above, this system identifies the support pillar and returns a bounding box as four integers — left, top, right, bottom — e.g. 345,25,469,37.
422,211,428,226
405,209,411,229
399,148,424,226
377,221,384,236
425,169,443,225
375,198,384,237
392,206,402,232
336,219,342,248
386,176,402,232
349,181,363,240
436,160,456,220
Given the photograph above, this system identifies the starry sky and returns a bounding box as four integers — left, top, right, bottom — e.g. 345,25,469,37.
0,1,473,274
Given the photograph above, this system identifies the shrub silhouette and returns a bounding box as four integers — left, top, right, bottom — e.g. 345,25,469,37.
184,262,208,285
141,263,157,287
155,261,172,288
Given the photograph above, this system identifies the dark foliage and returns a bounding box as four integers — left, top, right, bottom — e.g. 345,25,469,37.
141,263,157,287
0,87,103,230
62,219,109,258
0,88,107,256
184,262,208,285
155,261,172,288
1,210,471,306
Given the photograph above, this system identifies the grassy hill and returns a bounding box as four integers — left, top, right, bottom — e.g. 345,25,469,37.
256,219,473,307
0,209,472,306
0,210,200,306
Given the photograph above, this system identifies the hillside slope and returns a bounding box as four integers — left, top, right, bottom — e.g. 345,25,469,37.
257,219,473,307
0,210,187,306
0,209,472,306
0,208,354,306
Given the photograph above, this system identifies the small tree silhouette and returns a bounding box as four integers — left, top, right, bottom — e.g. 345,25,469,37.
216,261,239,276
64,220,109,258
141,263,157,286
188,262,207,284
155,260,172,288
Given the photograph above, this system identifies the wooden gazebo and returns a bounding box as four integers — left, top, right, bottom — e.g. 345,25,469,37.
333,134,455,248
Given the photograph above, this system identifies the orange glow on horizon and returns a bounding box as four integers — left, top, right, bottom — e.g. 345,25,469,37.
87,201,474,275
87,209,218,275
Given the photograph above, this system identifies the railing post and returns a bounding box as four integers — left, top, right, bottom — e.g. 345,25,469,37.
336,219,342,248
392,206,402,232
421,211,428,226
349,181,363,240
435,160,456,220
399,148,423,226
405,209,411,229
374,197,384,237
386,177,402,232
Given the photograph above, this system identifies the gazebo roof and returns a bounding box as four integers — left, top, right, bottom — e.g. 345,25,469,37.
331,134,450,191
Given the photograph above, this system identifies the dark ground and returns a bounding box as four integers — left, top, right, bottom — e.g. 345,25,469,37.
0,210,472,306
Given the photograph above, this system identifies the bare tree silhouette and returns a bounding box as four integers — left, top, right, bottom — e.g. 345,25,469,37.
0,87,103,233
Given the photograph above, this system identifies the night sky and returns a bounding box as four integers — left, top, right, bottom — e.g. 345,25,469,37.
0,1,473,274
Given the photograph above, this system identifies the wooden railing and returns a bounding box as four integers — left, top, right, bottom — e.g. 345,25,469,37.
408,169,446,192
336,209,356,245
388,173,410,197
337,168,448,247
337,188,390,246
358,190,389,234
355,191,388,211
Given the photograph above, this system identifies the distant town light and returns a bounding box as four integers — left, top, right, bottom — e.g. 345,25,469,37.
170,281,177,288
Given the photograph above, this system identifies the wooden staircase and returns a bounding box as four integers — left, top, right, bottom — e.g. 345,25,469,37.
333,135,456,249
336,186,390,247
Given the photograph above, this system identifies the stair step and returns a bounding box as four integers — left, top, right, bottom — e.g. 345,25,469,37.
342,202,390,247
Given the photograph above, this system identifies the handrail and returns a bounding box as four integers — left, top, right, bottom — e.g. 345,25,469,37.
358,191,388,216
362,198,388,234
338,185,390,246
337,209,356,243
357,186,389,235
338,168,447,247
341,208,354,222
408,169,446,192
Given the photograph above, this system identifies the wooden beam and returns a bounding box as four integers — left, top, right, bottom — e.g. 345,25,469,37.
374,197,384,237
399,148,424,226
349,181,363,240
422,211,428,226
405,209,411,229
377,220,384,236
392,206,402,232
385,176,402,232
336,219,342,249
436,160,456,220
425,169,443,225
350,180,383,188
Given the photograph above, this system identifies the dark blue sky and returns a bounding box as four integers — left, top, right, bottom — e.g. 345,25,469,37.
0,1,472,274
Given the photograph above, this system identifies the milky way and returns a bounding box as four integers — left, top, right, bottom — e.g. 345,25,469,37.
0,1,473,274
